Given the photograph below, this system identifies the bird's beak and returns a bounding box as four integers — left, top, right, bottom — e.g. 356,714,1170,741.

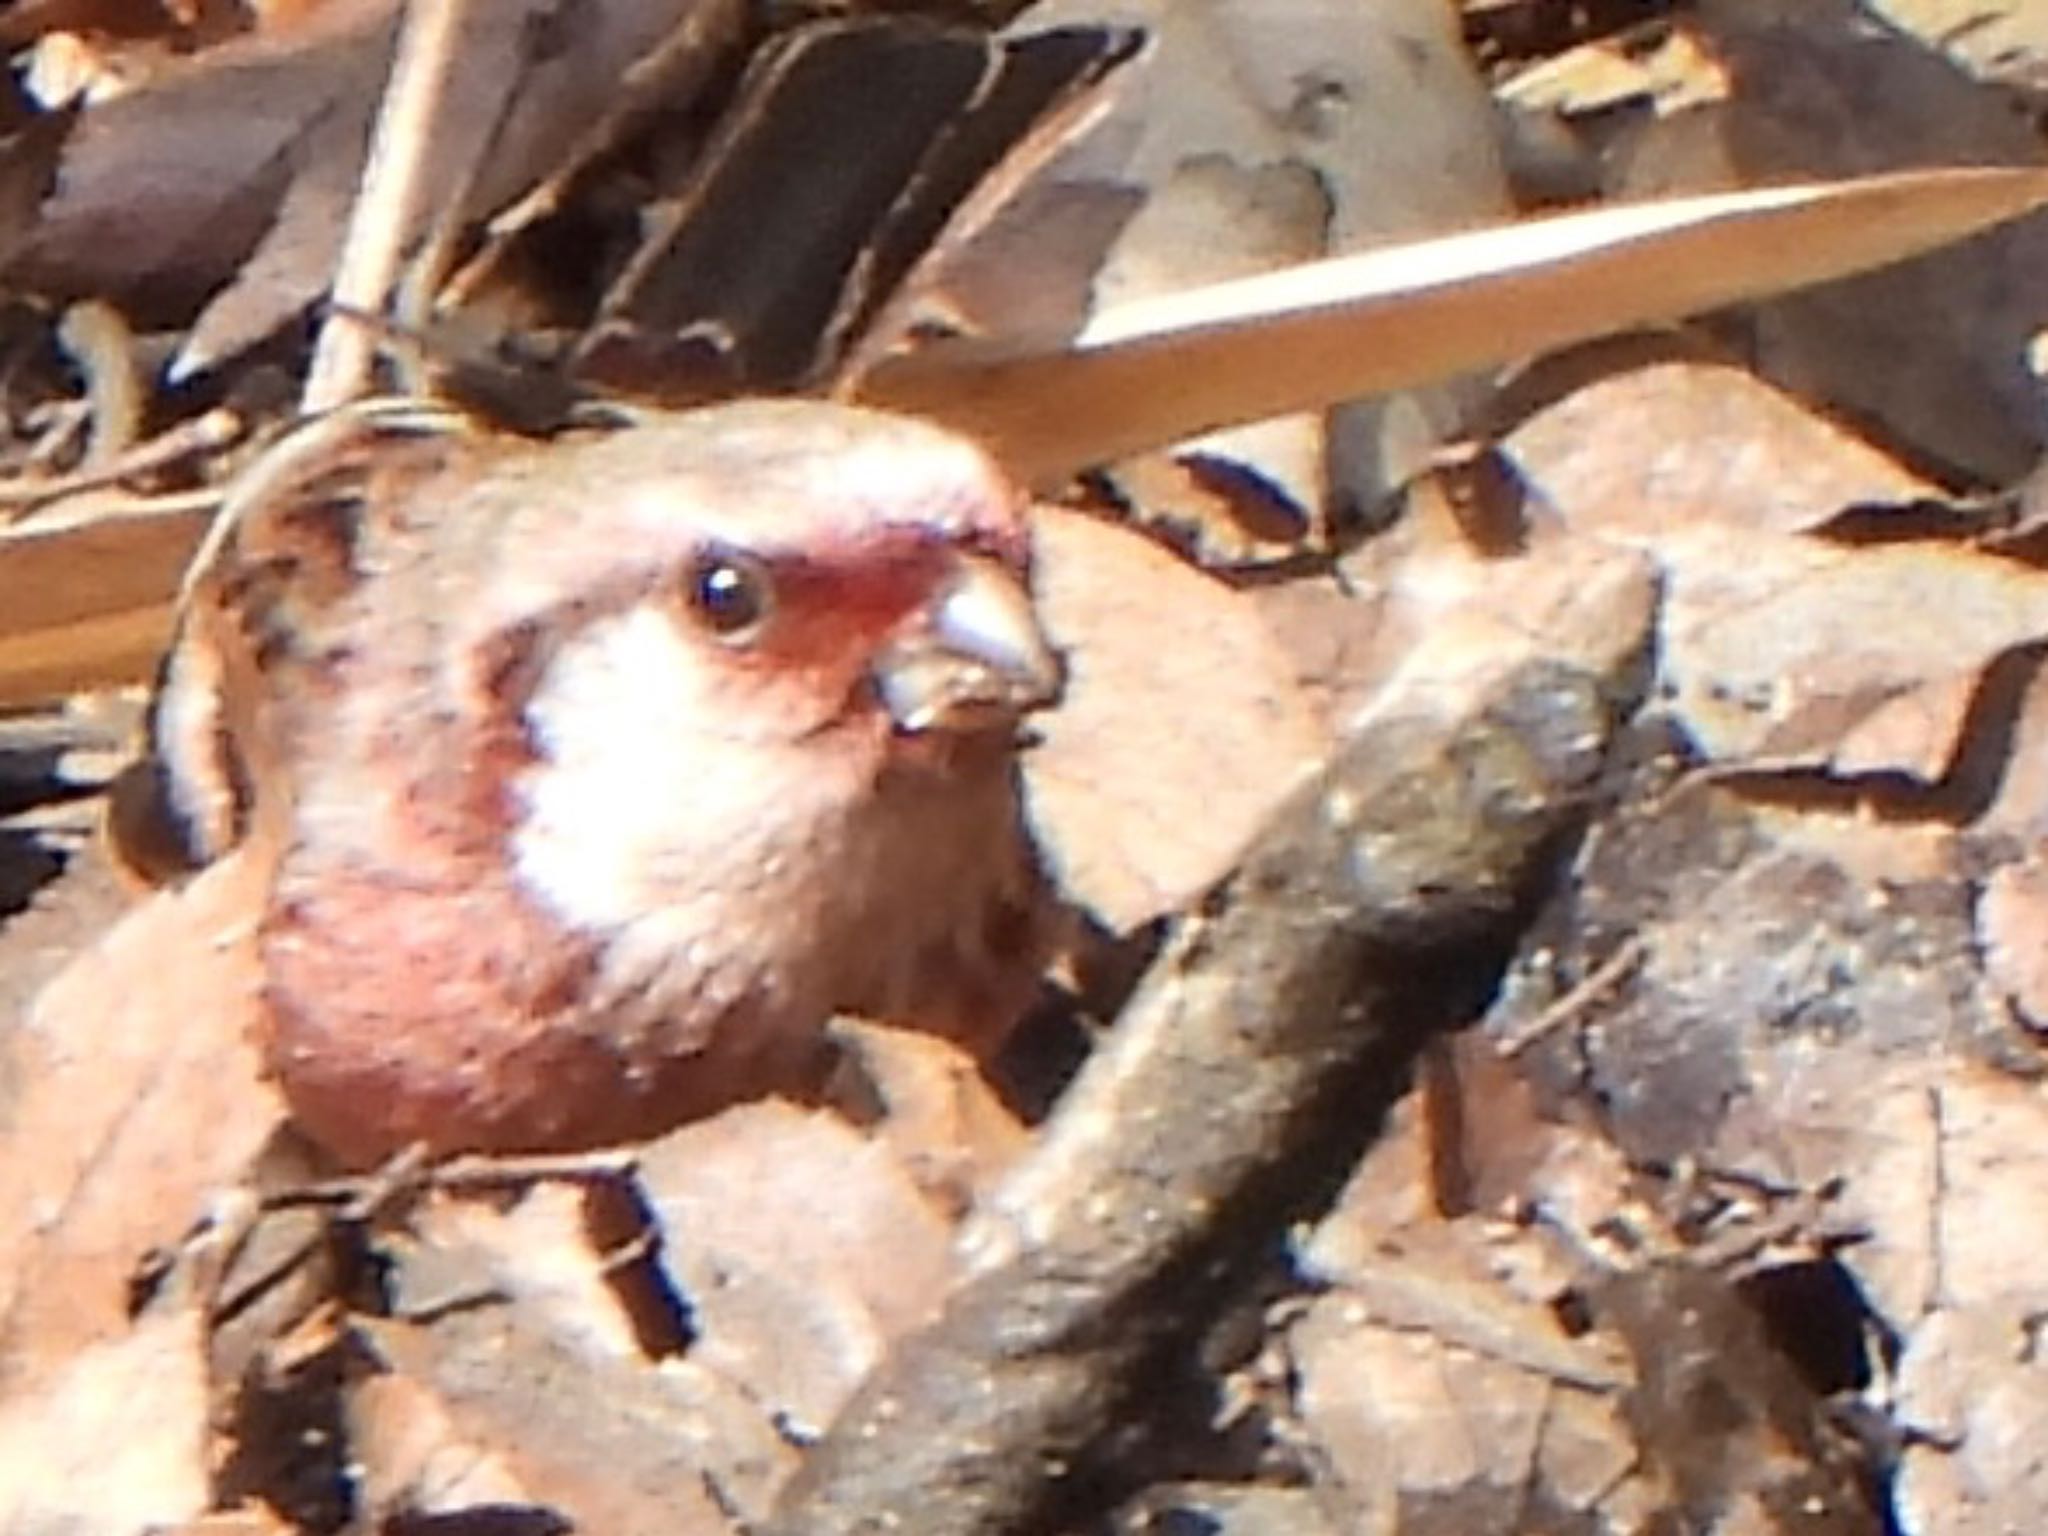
873,554,1064,735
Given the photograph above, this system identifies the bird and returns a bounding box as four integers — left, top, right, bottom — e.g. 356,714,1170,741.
109,396,1064,1167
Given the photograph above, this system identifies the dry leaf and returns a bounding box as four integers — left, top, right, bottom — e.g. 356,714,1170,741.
827,1017,1031,1214
1087,155,1332,557
1287,1101,1646,1531
1021,503,1326,931
1889,1066,2048,1535
1657,533,2048,778
1978,857,2048,1032
1874,0,2048,86
0,847,132,1034
1500,22,1729,117
1017,0,1510,534
1507,360,2048,782
1896,1298,2048,1536
1974,649,2048,838
0,493,213,709
0,1295,212,1533
160,1509,297,1536
398,1182,643,1361
354,1305,764,1536
0,845,283,1384
1617,0,2048,483
1505,359,1942,539
639,1100,956,1437
869,166,2048,489
348,1177,773,1535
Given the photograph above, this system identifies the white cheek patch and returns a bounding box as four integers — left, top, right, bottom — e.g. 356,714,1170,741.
509,605,859,939
513,607,723,932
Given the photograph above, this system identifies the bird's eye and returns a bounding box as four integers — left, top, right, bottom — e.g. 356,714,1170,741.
685,549,774,642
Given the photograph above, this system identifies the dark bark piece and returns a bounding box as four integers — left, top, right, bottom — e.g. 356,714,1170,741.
1595,1258,1884,1533
768,656,1617,1536
0,0,745,369
818,22,1140,369
0,105,72,270
4,13,378,326
575,17,1137,396
580,17,991,396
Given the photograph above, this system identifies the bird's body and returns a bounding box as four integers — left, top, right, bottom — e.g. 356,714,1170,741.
123,399,1061,1165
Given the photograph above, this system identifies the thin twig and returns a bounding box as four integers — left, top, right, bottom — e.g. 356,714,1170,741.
54,300,145,469
0,408,243,519
303,0,474,411
1495,934,1646,1057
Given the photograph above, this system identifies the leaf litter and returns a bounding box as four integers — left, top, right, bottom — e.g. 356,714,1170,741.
8,1,2048,1533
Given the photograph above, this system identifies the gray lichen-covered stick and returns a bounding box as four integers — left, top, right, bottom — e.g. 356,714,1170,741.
768,657,1618,1536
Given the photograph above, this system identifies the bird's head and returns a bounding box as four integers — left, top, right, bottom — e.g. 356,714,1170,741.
423,401,1064,975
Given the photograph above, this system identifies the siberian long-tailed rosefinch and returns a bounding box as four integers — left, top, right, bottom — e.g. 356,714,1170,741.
121,399,1062,1166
